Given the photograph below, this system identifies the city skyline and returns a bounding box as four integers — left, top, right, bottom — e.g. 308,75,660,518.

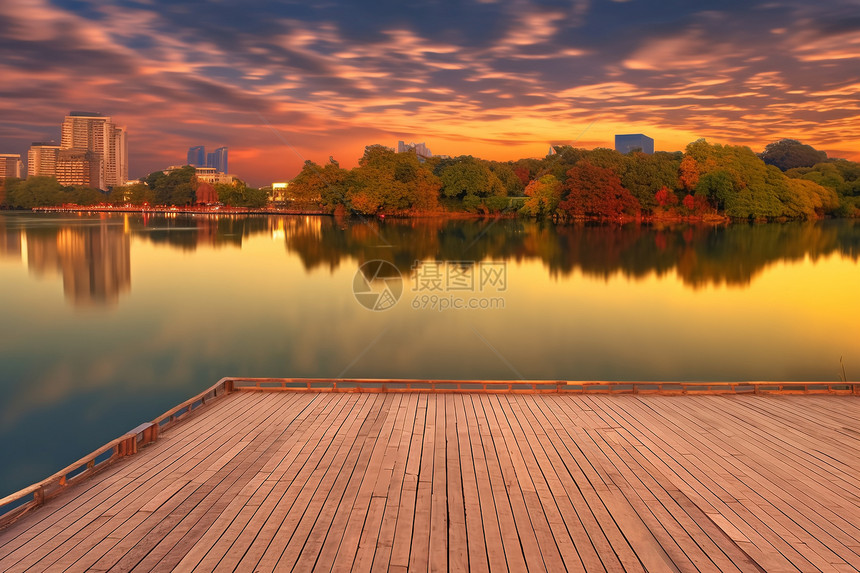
0,1,858,187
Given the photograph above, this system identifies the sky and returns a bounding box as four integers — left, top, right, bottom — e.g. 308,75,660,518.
1,0,859,186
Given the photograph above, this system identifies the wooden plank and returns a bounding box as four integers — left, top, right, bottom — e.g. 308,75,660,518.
107,393,315,572
487,395,567,571
525,395,629,573
370,393,419,571
428,393,449,572
474,394,541,572
600,395,830,572
513,395,603,573
407,392,435,572
444,394,469,572
387,393,427,570
588,396,763,572
452,393,490,573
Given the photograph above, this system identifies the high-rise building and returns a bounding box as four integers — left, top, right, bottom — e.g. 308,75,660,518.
207,147,228,173
56,149,100,187
187,146,205,167
112,125,128,186
0,154,23,179
28,142,61,177
397,141,432,159
60,111,128,189
615,134,654,155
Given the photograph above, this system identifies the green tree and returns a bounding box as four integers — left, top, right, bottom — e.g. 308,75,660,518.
436,156,505,212
695,170,735,211
3,177,64,208
488,161,525,196
119,183,156,205
621,152,681,213
66,186,106,205
760,139,828,171
144,166,196,205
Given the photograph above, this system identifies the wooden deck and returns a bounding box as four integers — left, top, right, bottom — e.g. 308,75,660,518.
0,385,858,571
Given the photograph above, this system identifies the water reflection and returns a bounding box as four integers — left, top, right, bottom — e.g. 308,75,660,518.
1,213,859,308
279,216,860,289
0,211,858,498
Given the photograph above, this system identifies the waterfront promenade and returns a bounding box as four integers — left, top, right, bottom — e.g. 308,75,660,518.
0,380,858,571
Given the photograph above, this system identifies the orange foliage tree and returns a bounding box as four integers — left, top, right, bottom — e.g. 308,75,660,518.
559,163,640,219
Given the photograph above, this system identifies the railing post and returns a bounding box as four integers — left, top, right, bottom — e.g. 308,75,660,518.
141,422,158,446
224,379,235,393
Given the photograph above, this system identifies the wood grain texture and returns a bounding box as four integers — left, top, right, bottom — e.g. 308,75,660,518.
1,391,857,572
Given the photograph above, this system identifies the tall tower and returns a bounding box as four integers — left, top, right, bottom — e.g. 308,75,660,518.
187,146,205,167
112,125,128,186
60,111,127,189
207,147,228,173
28,142,61,177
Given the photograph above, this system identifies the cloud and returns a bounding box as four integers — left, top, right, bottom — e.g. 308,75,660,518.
0,0,858,185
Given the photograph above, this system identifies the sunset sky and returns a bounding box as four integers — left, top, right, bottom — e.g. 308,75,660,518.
1,0,858,186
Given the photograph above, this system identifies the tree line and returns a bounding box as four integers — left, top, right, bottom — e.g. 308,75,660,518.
288,138,858,220
0,165,267,209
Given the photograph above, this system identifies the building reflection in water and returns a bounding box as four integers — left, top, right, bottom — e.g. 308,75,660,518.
0,222,22,260
25,219,130,306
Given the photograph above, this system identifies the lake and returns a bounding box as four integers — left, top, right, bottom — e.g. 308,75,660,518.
1,211,858,496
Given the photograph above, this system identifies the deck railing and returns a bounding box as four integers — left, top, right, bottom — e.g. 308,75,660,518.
0,377,233,528
1,377,856,527
229,378,860,395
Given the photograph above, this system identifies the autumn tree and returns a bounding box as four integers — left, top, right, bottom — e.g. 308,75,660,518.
521,174,561,217
655,186,679,208
346,145,441,215
558,163,640,220
288,158,350,212
679,156,700,192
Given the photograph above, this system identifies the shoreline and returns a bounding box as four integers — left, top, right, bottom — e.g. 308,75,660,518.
19,206,841,225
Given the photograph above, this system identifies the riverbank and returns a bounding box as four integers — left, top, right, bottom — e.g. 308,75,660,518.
31,205,329,216
24,205,836,225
